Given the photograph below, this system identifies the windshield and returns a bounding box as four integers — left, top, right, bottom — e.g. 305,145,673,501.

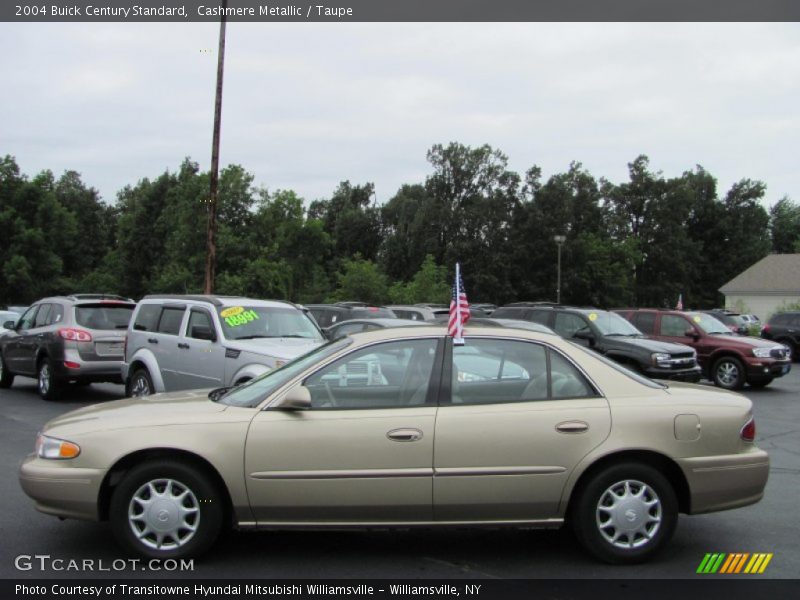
218,306,324,341
589,312,643,336
218,338,352,407
688,312,731,334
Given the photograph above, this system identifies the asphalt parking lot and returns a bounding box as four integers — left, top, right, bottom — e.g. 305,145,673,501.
0,372,797,580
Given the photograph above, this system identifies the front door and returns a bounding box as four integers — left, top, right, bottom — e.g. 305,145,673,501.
244,337,442,524
434,337,611,521
4,305,40,374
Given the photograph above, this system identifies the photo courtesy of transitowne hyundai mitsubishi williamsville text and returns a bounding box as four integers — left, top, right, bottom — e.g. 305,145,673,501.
15,584,473,596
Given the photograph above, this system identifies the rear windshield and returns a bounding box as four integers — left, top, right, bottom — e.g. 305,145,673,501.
74,303,135,330
351,307,396,319
218,306,324,341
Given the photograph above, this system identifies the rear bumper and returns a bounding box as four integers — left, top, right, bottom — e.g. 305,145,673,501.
52,349,124,383
678,448,769,514
18,455,105,521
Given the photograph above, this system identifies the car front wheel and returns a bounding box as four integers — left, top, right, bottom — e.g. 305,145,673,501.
110,460,224,559
712,356,745,390
571,462,678,564
127,368,154,397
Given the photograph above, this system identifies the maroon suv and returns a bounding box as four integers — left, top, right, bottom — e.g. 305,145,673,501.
614,309,792,390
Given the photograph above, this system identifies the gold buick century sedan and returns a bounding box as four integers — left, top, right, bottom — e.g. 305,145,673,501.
19,326,769,564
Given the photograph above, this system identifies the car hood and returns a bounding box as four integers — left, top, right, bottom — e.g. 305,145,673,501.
705,334,786,350
42,389,230,437
223,337,324,359
611,336,693,354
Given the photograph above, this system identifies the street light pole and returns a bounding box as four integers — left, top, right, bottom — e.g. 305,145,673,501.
553,235,566,304
204,0,228,294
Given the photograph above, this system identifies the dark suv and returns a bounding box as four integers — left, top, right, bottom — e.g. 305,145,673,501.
702,309,748,335
491,305,702,381
0,294,135,399
306,303,397,328
761,311,799,361
615,309,792,389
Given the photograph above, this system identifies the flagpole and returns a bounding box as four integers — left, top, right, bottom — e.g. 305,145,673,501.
454,262,463,345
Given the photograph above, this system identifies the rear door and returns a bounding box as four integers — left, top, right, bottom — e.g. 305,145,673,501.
151,305,188,390
176,307,225,389
433,337,611,521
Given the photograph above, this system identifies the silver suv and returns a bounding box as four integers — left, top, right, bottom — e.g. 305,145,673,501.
123,295,326,397
0,294,135,400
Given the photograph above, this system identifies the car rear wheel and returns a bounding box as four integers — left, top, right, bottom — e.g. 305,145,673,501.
712,356,745,390
571,462,678,564
37,357,62,401
0,354,14,388
109,460,224,559
127,368,154,397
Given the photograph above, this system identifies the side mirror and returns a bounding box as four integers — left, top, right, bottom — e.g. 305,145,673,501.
191,325,217,342
2,321,15,330
574,329,595,343
684,328,700,340
273,385,311,410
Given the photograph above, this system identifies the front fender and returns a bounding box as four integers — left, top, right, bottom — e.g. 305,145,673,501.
229,363,271,385
126,349,166,393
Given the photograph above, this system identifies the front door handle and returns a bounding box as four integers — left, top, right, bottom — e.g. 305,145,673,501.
147,338,159,344
556,421,589,434
387,428,423,442
178,343,190,349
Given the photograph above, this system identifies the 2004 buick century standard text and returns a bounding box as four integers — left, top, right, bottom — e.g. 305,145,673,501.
19,326,768,564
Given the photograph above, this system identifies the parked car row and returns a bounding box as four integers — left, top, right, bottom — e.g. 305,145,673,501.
1,295,795,400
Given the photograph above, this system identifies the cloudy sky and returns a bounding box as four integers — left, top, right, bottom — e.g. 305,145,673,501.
2,22,799,206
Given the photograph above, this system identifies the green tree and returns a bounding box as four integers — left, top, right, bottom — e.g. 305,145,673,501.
770,196,800,253
330,256,388,304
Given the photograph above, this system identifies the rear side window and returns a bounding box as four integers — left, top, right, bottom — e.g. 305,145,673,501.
157,307,186,335
133,304,162,332
770,313,790,326
75,304,135,330
526,310,551,325
632,312,656,334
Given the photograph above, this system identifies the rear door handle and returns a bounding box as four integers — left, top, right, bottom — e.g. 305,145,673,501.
556,421,589,434
387,428,423,442
147,338,159,344
178,343,190,349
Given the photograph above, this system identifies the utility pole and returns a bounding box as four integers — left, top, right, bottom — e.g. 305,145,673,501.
204,0,228,294
553,235,566,304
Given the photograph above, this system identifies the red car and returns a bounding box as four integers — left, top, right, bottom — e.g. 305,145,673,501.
614,309,791,389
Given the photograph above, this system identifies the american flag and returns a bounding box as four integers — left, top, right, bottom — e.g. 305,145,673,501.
448,262,471,344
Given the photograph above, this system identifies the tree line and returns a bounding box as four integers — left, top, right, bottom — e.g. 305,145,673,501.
1,144,798,309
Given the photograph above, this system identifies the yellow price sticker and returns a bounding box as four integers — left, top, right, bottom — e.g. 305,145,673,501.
588,313,598,321
220,306,244,318
693,315,701,323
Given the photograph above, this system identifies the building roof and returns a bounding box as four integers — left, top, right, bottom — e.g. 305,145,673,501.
720,254,800,294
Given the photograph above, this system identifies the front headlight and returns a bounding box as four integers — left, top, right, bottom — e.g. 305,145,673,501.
651,352,671,367
752,348,772,358
35,434,81,459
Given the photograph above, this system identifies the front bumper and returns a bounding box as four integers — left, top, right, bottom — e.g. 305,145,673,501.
744,358,791,381
645,365,703,382
678,448,769,514
18,454,105,521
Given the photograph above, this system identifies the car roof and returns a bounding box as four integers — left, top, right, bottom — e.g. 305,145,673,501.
343,324,560,344
331,318,425,328
141,295,299,309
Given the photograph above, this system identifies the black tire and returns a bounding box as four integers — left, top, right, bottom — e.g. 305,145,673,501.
109,459,224,559
37,357,62,401
712,356,746,390
748,378,773,389
126,368,154,397
0,353,14,389
571,462,678,564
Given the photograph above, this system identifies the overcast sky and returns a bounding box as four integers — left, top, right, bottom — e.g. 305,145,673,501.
2,22,799,207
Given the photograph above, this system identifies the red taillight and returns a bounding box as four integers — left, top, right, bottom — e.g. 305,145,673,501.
63,361,80,369
762,324,770,333
123,334,128,358
741,417,756,442
58,328,92,342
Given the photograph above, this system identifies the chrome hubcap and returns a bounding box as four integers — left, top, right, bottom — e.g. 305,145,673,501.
596,479,662,549
128,478,199,550
131,375,151,397
717,361,739,386
39,364,50,394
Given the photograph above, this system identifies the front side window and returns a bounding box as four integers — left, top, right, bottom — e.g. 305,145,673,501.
187,309,215,340
304,339,438,409
554,313,590,338
218,306,323,341
660,315,690,337
33,304,52,328
16,306,38,331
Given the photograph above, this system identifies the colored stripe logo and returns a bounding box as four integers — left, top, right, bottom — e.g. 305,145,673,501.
697,553,773,574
